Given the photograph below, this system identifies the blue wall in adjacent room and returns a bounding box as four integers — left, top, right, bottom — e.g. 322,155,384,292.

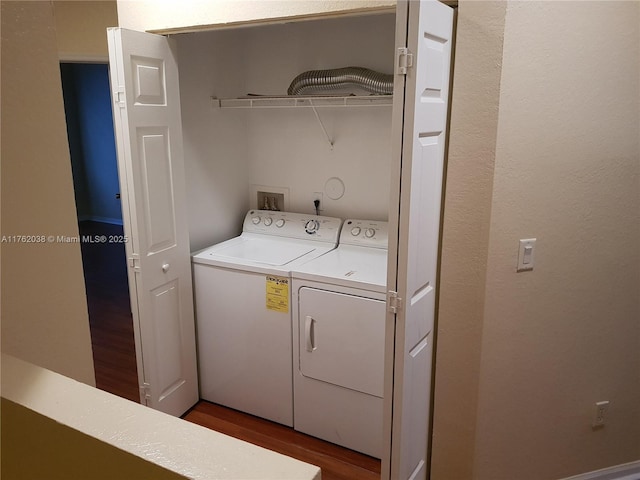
61,63,122,224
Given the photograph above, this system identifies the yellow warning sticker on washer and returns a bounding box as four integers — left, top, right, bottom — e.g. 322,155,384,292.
266,275,289,313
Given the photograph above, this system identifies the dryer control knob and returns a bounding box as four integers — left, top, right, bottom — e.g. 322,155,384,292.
351,227,362,236
251,216,261,225
264,217,273,226
305,219,319,234
365,228,376,238
275,219,285,228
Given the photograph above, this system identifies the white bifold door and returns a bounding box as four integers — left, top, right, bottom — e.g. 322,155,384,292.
386,1,453,480
107,28,198,416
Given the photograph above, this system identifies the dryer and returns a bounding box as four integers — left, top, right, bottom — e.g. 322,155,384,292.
291,219,388,458
192,210,342,426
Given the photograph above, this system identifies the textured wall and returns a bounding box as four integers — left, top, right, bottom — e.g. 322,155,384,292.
431,2,507,479
436,2,639,479
54,1,118,60
473,2,640,478
452,2,640,480
1,1,95,385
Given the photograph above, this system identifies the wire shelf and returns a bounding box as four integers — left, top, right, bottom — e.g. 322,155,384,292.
215,95,393,109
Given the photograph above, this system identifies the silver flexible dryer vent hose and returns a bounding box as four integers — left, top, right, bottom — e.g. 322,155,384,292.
287,67,393,95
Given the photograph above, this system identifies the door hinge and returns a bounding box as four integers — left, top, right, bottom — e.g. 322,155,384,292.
396,47,414,75
128,253,140,272
114,87,126,108
140,382,151,405
387,290,403,314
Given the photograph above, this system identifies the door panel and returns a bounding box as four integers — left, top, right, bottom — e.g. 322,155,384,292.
389,1,454,479
131,56,166,105
151,280,183,399
137,128,176,251
107,28,198,417
406,131,440,347
402,334,432,480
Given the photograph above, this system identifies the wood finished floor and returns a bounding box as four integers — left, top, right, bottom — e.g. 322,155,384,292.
184,402,381,480
81,221,381,480
79,221,139,403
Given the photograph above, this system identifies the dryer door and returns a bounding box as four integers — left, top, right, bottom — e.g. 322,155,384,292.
298,287,385,397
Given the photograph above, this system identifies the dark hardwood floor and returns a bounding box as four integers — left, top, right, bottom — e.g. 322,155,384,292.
81,220,381,479
79,221,139,402
184,402,381,480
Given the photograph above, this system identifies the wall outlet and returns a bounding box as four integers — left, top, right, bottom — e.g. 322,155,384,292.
313,192,323,212
592,401,609,428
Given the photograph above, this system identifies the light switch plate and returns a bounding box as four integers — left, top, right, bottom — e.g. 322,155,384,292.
517,238,536,272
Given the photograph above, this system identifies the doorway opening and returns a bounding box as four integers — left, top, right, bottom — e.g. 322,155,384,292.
60,62,139,402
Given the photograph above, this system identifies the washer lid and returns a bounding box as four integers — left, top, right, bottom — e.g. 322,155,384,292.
209,236,316,266
293,245,388,292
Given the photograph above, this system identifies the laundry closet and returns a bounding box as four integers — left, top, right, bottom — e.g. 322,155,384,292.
108,2,453,479
178,14,396,251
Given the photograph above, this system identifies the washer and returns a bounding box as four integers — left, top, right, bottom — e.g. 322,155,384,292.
291,219,388,458
192,210,342,427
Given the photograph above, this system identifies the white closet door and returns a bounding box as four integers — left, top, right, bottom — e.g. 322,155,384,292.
107,28,198,417
389,1,454,479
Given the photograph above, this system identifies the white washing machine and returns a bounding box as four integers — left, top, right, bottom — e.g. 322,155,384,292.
192,210,342,427
291,219,388,458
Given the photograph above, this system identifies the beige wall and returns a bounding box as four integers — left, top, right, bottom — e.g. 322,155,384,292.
436,1,640,479
1,1,95,385
54,1,119,60
475,2,640,478
431,2,507,479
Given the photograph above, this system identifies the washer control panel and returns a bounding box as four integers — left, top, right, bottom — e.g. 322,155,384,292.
340,219,388,249
243,210,342,243
305,219,320,234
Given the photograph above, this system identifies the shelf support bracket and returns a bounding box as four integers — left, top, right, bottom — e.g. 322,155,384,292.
310,103,334,149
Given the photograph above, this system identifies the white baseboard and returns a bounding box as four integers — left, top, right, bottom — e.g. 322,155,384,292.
559,461,640,480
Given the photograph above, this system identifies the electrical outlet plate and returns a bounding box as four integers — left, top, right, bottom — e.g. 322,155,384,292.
592,400,609,428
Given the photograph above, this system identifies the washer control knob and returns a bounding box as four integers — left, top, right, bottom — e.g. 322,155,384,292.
364,228,376,238
305,219,320,234
264,217,273,226
275,219,285,228
351,227,362,236
251,216,261,225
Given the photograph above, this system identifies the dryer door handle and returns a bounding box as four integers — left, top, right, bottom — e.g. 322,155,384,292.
305,316,316,352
